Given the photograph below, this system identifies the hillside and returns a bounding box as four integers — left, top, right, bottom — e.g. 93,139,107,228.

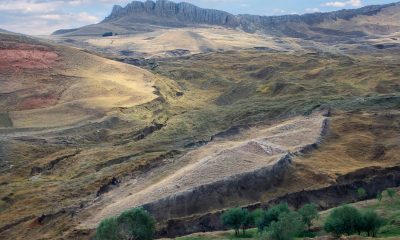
0,1,400,240
0,33,157,129
1,38,399,239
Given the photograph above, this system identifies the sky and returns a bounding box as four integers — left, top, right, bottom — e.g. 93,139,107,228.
0,0,396,35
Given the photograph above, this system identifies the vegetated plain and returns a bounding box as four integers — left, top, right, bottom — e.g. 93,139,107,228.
0,1,400,240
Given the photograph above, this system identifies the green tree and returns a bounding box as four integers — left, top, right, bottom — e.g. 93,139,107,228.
96,217,122,240
386,188,396,200
251,208,265,224
324,205,362,236
241,209,255,235
357,188,367,200
117,208,155,240
221,207,246,236
377,191,383,202
298,203,319,230
254,209,267,232
257,203,290,232
267,211,305,240
360,210,384,237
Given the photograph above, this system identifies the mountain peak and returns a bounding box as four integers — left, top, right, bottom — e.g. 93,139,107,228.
102,0,238,27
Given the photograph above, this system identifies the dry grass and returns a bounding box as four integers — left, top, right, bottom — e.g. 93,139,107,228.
0,34,157,129
299,111,400,178
1,34,400,240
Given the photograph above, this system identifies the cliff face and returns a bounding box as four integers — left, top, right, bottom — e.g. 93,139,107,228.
103,0,239,27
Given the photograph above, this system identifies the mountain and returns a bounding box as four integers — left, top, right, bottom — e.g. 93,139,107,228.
54,0,400,38
0,28,15,34
103,0,238,27
50,0,400,60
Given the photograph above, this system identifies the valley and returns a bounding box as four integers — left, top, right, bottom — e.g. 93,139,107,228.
0,1,399,240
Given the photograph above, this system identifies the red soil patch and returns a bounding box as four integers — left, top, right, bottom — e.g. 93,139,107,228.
0,42,59,70
17,94,59,110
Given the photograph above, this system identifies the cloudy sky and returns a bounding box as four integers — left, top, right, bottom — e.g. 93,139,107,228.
0,0,395,35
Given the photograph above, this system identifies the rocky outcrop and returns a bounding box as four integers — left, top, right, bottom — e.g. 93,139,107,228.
103,0,239,27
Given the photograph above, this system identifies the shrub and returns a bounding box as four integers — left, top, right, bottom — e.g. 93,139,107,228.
117,208,155,240
386,188,396,200
96,208,155,240
257,203,290,232
324,205,362,236
357,188,367,200
360,210,384,237
102,32,113,37
241,209,255,235
377,191,383,202
221,207,246,236
298,203,318,230
251,208,265,224
267,211,305,240
96,217,121,240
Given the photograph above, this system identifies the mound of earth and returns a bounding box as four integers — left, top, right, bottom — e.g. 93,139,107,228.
80,113,327,228
0,33,158,129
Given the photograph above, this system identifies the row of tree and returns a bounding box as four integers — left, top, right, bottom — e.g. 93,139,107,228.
221,203,386,240
221,203,318,239
95,188,396,240
324,205,384,237
220,187,396,239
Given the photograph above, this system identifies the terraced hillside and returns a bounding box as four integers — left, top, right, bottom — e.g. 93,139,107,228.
1,23,399,240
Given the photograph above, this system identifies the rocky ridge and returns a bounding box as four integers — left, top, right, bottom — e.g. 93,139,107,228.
103,0,238,27
99,0,400,36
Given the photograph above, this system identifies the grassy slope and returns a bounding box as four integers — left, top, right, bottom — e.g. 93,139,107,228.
1,47,400,240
